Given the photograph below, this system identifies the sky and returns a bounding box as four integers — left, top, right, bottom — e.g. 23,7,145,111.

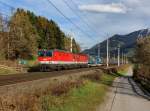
0,0,150,50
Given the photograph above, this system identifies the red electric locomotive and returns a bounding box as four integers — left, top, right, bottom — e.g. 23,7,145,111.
38,49,89,71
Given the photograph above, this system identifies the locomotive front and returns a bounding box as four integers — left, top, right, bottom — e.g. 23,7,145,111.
38,50,53,64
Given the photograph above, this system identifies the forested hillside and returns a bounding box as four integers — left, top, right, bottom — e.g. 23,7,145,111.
83,29,150,58
0,9,80,60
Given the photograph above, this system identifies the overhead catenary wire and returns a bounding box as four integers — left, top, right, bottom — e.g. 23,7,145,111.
69,0,101,36
0,1,13,8
0,1,85,55
0,1,15,11
46,0,96,41
0,0,97,42
0,1,15,20
62,0,99,37
0,0,98,51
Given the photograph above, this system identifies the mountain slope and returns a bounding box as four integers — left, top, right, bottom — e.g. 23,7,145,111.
83,29,150,57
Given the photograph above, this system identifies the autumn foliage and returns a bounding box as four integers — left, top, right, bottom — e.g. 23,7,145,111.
134,36,150,79
0,8,80,60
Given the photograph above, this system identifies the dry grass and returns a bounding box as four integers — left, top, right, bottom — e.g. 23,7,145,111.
0,69,113,111
82,73,102,82
0,92,40,111
117,64,131,75
0,79,85,111
51,80,84,96
82,69,103,81
0,67,18,75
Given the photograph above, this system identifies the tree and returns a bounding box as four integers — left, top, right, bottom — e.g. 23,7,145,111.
135,36,150,78
136,37,150,65
72,38,81,53
1,8,81,60
8,9,39,59
26,9,80,52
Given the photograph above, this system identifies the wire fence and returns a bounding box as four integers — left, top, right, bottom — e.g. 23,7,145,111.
0,61,23,72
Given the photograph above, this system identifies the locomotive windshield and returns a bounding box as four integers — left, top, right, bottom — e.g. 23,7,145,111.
38,50,52,57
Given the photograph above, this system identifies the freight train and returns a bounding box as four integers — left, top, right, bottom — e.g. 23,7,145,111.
38,49,89,71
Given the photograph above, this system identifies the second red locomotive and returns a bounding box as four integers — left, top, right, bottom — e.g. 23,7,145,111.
38,49,89,71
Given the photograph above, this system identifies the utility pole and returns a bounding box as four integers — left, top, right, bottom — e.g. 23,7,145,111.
98,43,100,58
7,7,14,59
124,54,126,64
118,46,120,67
70,37,73,52
7,27,10,59
106,38,109,67
124,53,126,64
122,51,124,64
113,53,116,64
125,54,127,64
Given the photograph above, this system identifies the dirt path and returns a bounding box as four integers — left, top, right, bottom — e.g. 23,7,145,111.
97,66,150,111
0,68,97,86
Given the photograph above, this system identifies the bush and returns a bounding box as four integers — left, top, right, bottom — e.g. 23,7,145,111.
51,80,84,96
82,73,102,82
135,37,150,78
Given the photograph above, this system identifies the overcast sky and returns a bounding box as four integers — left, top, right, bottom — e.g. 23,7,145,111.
0,0,150,49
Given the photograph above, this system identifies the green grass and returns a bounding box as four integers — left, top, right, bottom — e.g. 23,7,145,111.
117,70,128,76
41,74,115,111
25,59,38,67
0,70,116,111
117,64,131,76
101,74,116,85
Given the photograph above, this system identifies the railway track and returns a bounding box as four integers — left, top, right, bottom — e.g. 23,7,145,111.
0,67,98,86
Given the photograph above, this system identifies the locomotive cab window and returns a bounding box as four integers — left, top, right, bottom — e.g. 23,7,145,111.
38,51,44,57
46,51,53,57
38,50,52,57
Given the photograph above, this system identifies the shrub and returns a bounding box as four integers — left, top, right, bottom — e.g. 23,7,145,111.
82,73,102,82
51,80,84,96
